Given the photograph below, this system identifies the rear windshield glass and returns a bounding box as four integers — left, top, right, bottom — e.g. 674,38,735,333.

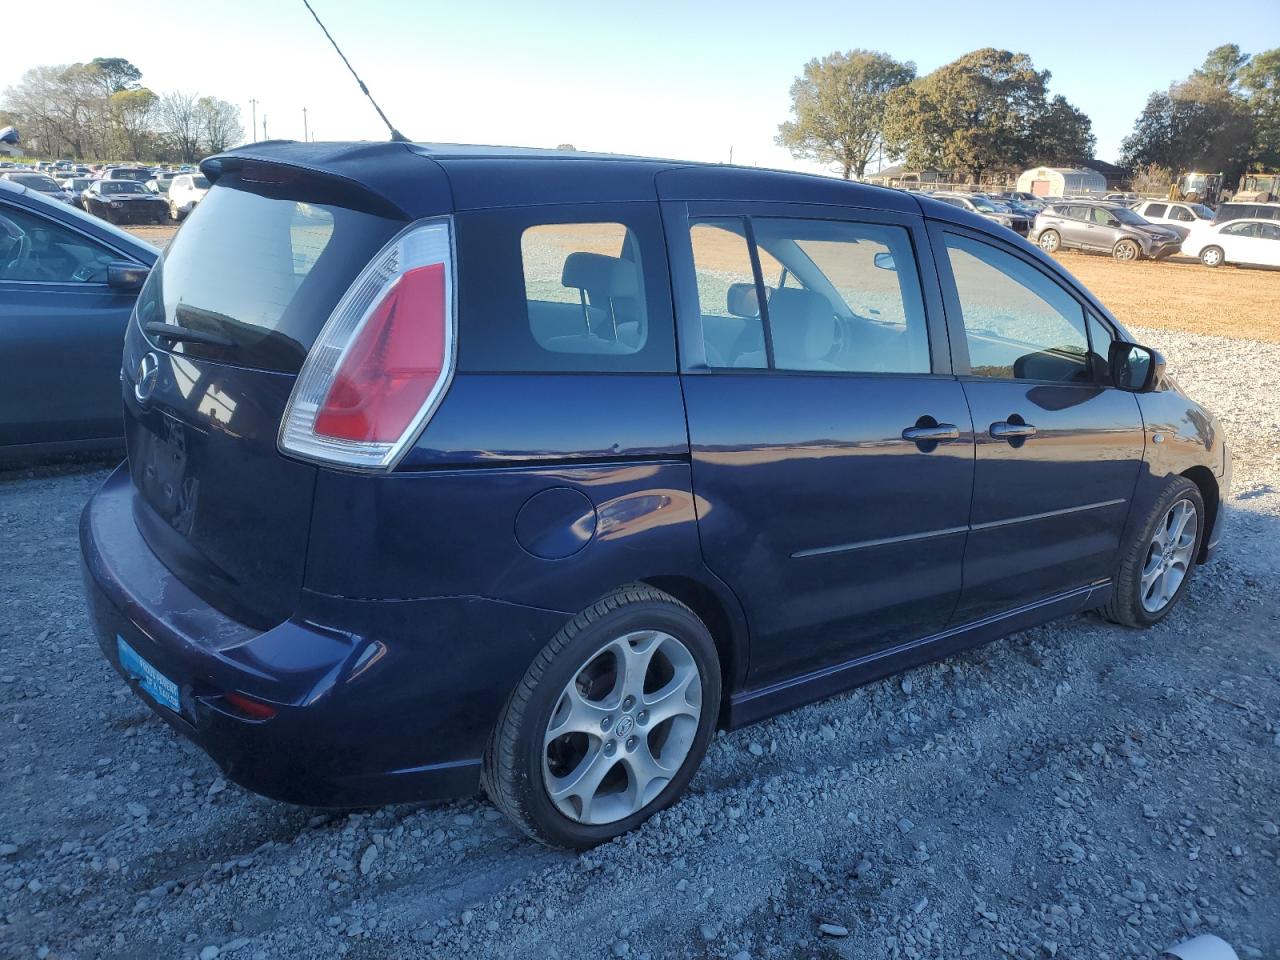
135,174,404,373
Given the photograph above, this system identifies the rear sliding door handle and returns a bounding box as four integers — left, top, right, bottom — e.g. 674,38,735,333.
901,423,960,442
990,420,1037,440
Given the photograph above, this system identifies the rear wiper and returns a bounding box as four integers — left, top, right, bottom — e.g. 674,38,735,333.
144,321,235,349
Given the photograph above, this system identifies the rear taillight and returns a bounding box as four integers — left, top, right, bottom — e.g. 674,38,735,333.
279,219,455,470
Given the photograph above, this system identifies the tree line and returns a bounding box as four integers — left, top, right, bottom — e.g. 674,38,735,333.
0,57,243,163
778,44,1279,185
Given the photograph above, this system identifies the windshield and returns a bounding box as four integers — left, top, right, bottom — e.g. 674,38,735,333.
112,168,152,182
193,176,210,189
13,174,59,191
102,181,145,194
969,196,998,212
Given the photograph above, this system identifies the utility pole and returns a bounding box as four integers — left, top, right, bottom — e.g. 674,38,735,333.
302,107,308,142
729,145,734,165
249,99,259,142
263,115,269,140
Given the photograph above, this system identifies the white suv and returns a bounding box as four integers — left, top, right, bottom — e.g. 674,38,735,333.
1130,199,1213,239
167,173,210,221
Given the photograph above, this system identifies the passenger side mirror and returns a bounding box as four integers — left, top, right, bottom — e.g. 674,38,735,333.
726,282,760,319
107,261,148,292
1109,341,1165,392
873,251,896,271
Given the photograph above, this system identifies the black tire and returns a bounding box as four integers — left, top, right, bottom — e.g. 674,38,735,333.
1100,476,1205,628
1113,239,1141,262
1200,246,1224,268
482,583,721,848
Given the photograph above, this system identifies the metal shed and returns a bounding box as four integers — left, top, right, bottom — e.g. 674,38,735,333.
1016,166,1107,197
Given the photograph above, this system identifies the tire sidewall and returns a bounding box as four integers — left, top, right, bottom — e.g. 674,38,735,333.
1201,246,1223,267
515,599,720,849
1119,478,1205,627
1039,230,1060,253
1114,240,1139,261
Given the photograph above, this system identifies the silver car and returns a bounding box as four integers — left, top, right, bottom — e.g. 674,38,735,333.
1031,201,1182,261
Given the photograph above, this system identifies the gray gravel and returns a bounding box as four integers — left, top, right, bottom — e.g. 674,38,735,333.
2,326,1278,960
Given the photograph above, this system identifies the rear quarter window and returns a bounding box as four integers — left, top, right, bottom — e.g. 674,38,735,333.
455,203,675,373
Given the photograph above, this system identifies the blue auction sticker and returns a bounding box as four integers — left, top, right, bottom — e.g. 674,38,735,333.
117,636,180,713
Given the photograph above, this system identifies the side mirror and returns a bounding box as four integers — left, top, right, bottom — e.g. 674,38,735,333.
1109,341,1165,392
726,282,760,319
873,251,896,271
107,261,148,292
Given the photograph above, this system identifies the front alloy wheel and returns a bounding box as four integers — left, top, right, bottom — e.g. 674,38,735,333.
1038,229,1061,253
1139,499,1199,614
1113,239,1140,261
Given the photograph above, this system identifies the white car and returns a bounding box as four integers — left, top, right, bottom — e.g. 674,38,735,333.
167,173,210,220
1180,218,1280,268
1130,199,1214,239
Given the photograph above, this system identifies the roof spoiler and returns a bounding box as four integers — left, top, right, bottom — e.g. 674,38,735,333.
200,149,410,221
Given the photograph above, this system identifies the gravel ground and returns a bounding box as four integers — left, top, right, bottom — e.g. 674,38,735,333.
1,326,1277,960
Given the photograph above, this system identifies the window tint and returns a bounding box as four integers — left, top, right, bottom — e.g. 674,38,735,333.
1144,203,1168,218
688,218,781,369
455,203,674,373
944,233,1090,382
0,203,118,282
1086,313,1115,385
1221,222,1257,237
1091,207,1117,225
521,222,648,357
137,178,402,373
1168,205,1194,222
1259,222,1280,240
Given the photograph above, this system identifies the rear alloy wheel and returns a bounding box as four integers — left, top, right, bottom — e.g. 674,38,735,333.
483,584,720,848
1100,476,1204,627
1200,246,1224,268
1113,239,1140,262
1038,229,1061,253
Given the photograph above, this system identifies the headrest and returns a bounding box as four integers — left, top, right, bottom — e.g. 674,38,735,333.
768,288,837,362
726,282,760,318
561,252,638,299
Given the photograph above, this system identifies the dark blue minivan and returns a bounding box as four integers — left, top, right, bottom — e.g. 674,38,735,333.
81,142,1229,847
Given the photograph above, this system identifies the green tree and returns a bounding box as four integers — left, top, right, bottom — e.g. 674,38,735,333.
196,96,243,153
1240,48,1280,169
776,50,916,179
1121,46,1256,183
882,49,1091,182
110,87,158,159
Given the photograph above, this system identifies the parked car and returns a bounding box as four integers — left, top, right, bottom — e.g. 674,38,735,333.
145,177,174,197
1212,201,1280,224
0,171,76,205
0,178,156,460
166,173,209,220
1179,218,1280,268
929,191,1032,235
80,142,1229,848
83,180,170,225
1130,199,1214,239
1031,201,1182,261
60,177,96,209
1103,192,1138,204
100,166,154,184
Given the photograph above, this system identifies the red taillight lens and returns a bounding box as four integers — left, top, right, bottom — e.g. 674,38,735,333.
278,219,455,471
314,263,446,443
223,691,278,720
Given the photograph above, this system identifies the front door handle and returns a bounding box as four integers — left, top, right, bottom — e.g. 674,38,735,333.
990,420,1037,440
902,423,960,442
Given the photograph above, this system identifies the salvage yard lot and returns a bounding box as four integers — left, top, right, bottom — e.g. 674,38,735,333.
0,230,1277,959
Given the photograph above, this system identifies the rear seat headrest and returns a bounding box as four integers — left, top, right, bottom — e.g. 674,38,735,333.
561,252,639,299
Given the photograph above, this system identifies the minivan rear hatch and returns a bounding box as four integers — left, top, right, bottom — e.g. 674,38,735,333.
122,160,415,628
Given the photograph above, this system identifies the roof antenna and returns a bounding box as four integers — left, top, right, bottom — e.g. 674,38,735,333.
300,0,408,143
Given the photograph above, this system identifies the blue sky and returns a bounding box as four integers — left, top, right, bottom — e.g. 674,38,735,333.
6,0,1279,173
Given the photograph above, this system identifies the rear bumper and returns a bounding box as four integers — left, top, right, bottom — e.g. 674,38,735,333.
81,463,569,807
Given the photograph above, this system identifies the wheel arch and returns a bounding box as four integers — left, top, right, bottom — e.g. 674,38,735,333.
640,573,749,724
1181,465,1219,562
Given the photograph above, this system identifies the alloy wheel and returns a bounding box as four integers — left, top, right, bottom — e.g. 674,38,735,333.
1038,231,1059,253
1140,498,1198,613
1114,240,1139,261
542,630,701,825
